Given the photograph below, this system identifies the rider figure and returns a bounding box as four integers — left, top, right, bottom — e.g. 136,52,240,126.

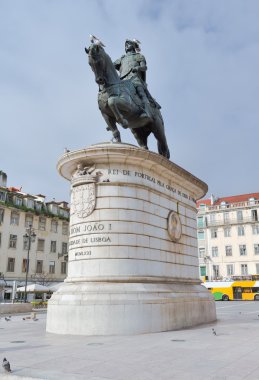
114,39,153,120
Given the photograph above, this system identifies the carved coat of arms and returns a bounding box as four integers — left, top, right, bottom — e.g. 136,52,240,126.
70,164,102,219
70,183,96,218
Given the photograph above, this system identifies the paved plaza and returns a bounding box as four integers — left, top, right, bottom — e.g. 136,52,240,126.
1,301,259,380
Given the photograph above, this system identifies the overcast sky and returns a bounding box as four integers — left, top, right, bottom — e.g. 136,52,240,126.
1,0,259,202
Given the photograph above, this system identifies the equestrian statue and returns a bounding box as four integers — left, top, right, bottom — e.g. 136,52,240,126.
85,36,170,159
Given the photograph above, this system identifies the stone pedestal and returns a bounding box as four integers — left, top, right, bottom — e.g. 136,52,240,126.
46,142,216,335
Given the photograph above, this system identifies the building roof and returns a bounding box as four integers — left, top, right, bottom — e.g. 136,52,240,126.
197,192,259,207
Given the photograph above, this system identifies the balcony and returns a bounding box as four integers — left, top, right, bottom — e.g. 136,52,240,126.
206,199,259,211
205,216,259,227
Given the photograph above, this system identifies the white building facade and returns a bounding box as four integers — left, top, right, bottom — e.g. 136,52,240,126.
0,171,69,300
197,193,259,280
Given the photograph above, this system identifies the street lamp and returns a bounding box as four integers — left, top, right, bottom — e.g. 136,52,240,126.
23,224,36,303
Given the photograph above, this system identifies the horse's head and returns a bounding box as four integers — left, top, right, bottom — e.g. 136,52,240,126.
86,44,108,85
85,44,119,87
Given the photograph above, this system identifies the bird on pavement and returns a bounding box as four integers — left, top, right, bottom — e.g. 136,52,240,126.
4,317,11,321
2,358,11,373
212,328,217,336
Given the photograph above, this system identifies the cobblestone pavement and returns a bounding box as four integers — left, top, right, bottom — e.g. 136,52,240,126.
1,301,259,380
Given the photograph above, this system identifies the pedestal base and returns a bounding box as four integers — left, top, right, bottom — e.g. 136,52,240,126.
47,281,215,335
46,143,216,335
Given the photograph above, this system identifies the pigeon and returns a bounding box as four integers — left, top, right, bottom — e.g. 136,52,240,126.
5,317,10,322
64,147,70,153
212,328,217,336
33,318,39,321
2,358,11,373
90,34,105,47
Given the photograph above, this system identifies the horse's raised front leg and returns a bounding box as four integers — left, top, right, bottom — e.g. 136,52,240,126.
102,112,121,142
108,96,129,128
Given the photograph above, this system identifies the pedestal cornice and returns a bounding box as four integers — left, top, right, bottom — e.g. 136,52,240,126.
57,142,208,200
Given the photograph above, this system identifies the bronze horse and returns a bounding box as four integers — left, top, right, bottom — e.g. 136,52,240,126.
85,44,170,159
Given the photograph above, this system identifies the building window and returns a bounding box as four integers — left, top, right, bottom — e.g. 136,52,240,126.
254,244,259,255
252,225,259,235
0,208,4,223
7,258,15,272
49,261,55,274
62,222,69,235
223,212,230,223
210,228,218,239
239,245,247,256
22,259,28,273
50,241,57,253
210,213,216,223
241,264,248,275
61,261,67,274
35,202,42,212
224,227,231,237
26,198,34,209
0,191,6,202
237,210,243,221
36,260,43,274
252,210,258,221
9,234,17,248
212,265,220,279
197,230,204,240
238,226,245,236
212,246,218,257
225,245,232,256
200,266,206,276
37,239,45,252
198,248,205,258
226,264,234,276
25,214,33,228
197,217,204,228
39,217,46,231
10,211,19,225
15,197,23,206
51,220,58,233
49,204,58,215
256,263,259,274
62,242,68,255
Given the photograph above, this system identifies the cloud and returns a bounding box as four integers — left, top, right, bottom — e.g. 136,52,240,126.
0,0,259,200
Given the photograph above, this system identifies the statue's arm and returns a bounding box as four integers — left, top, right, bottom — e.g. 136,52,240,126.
137,60,147,73
132,54,147,74
113,58,121,71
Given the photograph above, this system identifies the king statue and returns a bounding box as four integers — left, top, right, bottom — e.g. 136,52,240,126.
114,39,160,122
